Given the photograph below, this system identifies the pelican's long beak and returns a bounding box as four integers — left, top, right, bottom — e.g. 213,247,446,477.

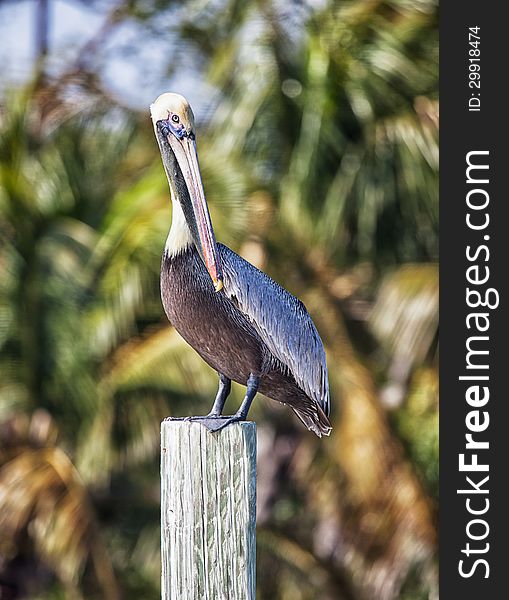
159,123,223,292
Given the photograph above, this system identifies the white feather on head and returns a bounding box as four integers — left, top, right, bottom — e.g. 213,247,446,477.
150,93,195,136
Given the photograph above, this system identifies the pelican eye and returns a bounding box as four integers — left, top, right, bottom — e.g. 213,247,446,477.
171,114,180,123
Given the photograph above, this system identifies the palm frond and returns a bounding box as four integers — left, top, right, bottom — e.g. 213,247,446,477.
369,263,438,407
0,444,118,599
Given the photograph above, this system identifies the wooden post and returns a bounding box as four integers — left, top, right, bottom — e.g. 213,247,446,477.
161,420,256,600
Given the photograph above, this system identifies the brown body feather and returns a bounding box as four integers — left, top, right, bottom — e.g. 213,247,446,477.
161,245,331,436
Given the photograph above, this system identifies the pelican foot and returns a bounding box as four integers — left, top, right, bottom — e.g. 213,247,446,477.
188,415,245,432
162,415,246,432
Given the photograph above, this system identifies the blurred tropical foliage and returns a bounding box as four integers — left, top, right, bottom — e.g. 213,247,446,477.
0,0,438,598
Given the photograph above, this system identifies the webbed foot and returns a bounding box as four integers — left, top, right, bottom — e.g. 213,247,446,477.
188,414,244,432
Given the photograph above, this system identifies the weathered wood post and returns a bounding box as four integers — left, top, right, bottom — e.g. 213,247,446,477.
161,420,256,599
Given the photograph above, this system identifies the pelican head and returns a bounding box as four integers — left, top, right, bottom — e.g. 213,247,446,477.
151,93,223,292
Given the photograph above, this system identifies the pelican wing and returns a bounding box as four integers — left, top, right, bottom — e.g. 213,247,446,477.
220,245,330,417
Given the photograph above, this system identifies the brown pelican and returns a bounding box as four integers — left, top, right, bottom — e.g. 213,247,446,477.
150,93,331,437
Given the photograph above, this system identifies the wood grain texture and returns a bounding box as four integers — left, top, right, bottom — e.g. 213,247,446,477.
161,421,256,600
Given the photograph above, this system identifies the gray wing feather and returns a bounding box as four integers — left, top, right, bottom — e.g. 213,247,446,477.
220,245,330,416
